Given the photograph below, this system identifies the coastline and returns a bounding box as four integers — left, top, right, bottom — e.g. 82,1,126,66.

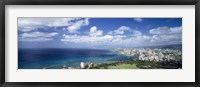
19,46,182,69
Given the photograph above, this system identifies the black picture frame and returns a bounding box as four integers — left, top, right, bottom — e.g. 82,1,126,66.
0,0,199,87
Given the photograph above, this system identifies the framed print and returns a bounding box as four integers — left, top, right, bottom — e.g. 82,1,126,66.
0,0,199,87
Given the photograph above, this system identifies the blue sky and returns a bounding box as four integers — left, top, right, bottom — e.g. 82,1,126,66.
18,18,182,49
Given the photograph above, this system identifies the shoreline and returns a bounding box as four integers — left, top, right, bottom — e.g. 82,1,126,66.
19,47,182,69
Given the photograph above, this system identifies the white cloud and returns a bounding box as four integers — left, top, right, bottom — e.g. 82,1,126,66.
113,26,131,35
21,32,58,38
60,25,182,48
61,33,151,47
134,18,143,22
129,30,151,43
18,18,182,47
61,34,113,44
18,18,89,33
169,26,182,34
47,18,81,27
19,37,53,41
149,26,182,35
151,34,182,44
67,18,89,33
19,32,58,41
107,31,113,35
89,26,103,36
133,30,142,37
61,29,148,47
149,26,182,44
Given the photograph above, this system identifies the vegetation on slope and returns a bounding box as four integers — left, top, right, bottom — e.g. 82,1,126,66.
93,60,182,69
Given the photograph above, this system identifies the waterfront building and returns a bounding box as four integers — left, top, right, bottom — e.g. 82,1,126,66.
80,62,85,69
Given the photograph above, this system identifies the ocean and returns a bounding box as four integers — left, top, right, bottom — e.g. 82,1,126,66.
18,48,130,69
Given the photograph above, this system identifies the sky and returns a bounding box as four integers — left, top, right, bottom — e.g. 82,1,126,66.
18,18,182,49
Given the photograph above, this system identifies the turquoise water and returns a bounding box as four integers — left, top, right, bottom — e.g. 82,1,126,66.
18,48,131,69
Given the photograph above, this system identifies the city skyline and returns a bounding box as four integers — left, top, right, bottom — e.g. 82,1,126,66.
18,18,182,49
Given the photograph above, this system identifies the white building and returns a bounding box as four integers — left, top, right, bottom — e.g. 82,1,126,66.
80,62,85,69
